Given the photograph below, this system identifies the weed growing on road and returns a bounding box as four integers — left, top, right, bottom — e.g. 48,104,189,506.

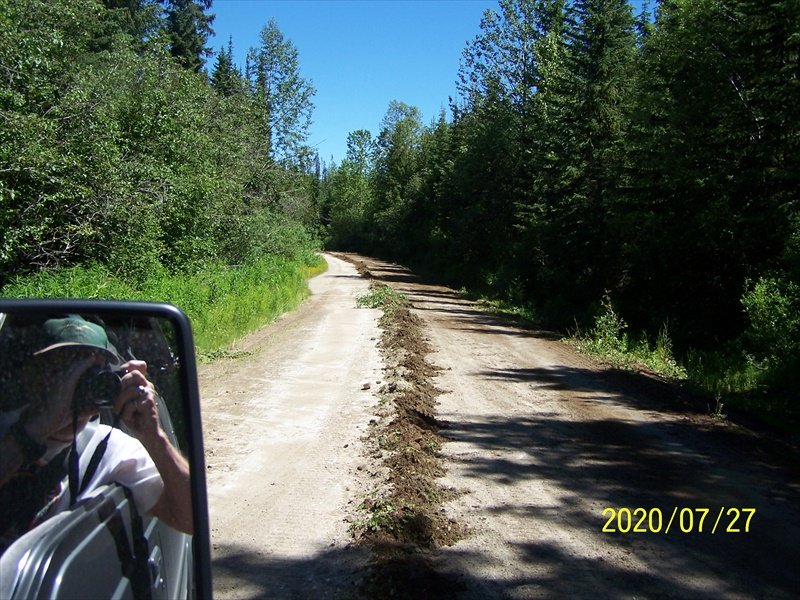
358,498,397,533
356,284,407,311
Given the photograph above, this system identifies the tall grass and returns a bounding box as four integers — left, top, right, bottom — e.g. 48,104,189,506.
568,294,798,434
569,294,687,380
0,254,327,356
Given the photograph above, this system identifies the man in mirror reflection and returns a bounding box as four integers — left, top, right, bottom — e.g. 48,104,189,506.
0,315,193,555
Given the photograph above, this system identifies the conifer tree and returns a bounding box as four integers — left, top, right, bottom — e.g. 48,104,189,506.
163,0,214,72
94,0,161,51
620,0,800,345
249,19,316,164
531,0,637,321
211,36,242,97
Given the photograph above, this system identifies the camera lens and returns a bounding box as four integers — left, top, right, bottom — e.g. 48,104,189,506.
73,366,122,410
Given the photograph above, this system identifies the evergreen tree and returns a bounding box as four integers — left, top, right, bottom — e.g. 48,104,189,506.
458,0,565,114
454,1,569,290
103,0,161,45
527,0,637,323
163,0,214,72
211,36,242,97
621,0,799,346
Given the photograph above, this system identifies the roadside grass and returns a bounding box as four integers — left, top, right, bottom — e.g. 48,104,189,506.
683,348,761,399
568,295,687,380
475,296,541,324
566,294,798,434
470,290,687,380
0,254,327,358
683,348,800,433
471,290,797,433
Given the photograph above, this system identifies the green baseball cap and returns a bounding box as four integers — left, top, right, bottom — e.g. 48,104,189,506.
33,316,121,363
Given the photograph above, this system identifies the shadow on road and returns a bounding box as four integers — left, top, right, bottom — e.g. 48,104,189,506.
339,255,800,598
213,543,365,599
438,404,800,599
212,542,482,599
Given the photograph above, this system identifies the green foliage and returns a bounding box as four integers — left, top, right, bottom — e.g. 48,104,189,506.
1,0,321,285
618,0,800,347
355,284,407,312
358,498,398,534
368,101,424,256
0,255,324,355
210,36,244,97
0,263,138,299
320,129,376,249
0,0,325,359
248,18,316,165
320,0,799,429
164,0,214,72
586,293,629,355
322,164,369,249
741,277,800,365
684,348,760,399
477,297,541,325
570,294,686,380
6,0,798,429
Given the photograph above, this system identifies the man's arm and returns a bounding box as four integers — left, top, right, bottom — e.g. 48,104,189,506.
115,361,194,535
137,428,193,534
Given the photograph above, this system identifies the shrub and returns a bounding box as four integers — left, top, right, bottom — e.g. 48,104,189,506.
741,277,800,365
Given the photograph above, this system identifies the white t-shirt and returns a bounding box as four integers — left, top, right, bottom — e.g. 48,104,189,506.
0,422,164,598
49,420,164,516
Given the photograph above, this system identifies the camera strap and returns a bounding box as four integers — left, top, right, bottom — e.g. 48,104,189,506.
68,412,114,508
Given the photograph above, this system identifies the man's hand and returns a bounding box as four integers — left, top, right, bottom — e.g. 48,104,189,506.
114,361,160,442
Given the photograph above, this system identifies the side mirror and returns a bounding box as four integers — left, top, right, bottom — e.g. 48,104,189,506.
0,300,211,599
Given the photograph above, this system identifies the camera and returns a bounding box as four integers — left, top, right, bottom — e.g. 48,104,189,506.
73,366,122,410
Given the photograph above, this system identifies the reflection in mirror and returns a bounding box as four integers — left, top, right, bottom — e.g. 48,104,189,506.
0,305,204,599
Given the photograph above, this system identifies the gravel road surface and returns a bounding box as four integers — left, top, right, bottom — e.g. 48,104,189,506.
201,253,800,599
202,254,381,598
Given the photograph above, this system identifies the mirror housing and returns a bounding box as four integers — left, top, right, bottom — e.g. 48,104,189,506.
0,299,211,599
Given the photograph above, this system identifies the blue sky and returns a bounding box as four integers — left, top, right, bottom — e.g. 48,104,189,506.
210,0,498,166
209,0,647,166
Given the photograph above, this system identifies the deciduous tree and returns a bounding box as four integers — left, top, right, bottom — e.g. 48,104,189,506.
249,19,316,165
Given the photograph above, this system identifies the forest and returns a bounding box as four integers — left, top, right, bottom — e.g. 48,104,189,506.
0,0,323,351
1,0,798,430
320,0,799,430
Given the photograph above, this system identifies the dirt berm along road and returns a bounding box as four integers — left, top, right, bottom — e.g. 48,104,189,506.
200,253,800,599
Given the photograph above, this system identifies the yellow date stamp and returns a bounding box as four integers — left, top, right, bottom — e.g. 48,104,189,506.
602,507,756,534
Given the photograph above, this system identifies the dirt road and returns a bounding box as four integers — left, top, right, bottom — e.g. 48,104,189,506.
201,253,800,599
202,254,381,598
